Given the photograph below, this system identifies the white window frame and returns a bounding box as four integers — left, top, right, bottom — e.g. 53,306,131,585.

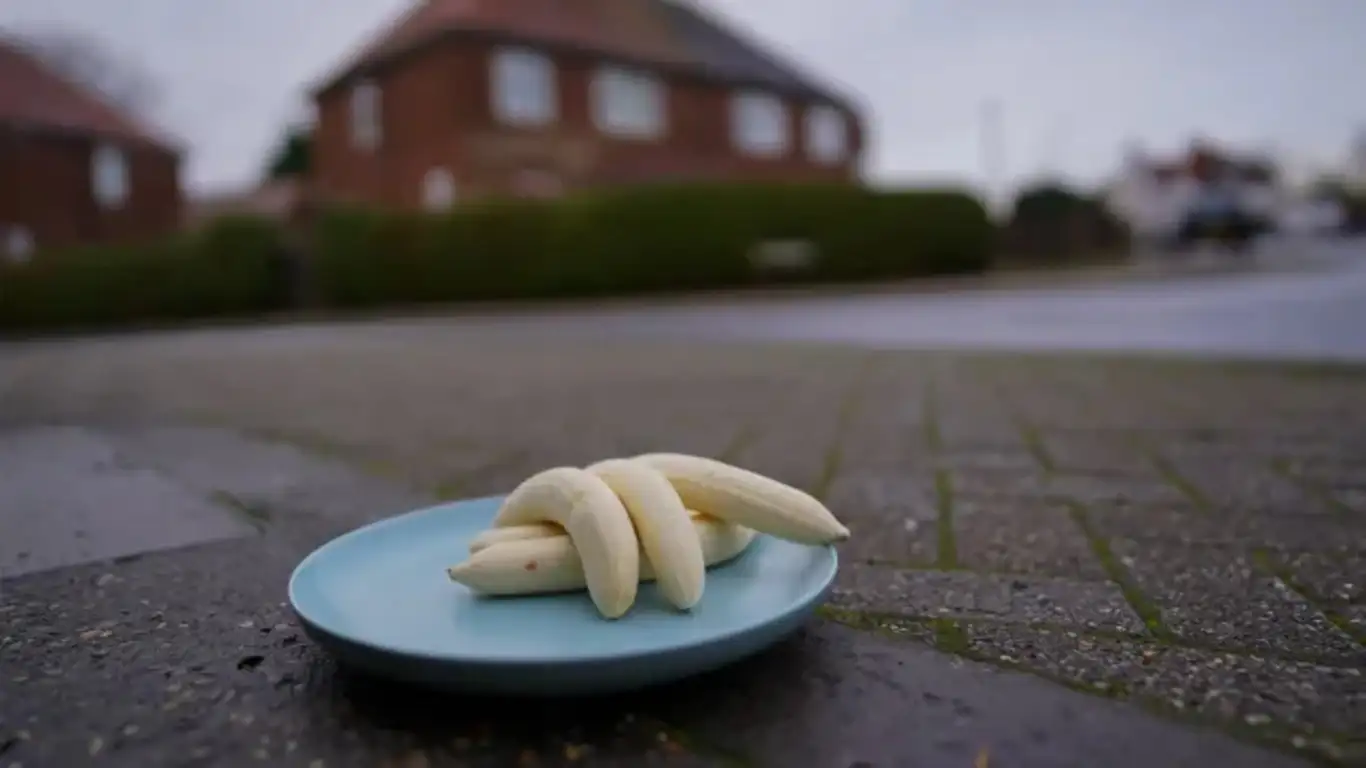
421,167,456,211
805,105,847,164
91,144,129,209
490,47,557,127
350,80,382,151
730,91,789,157
591,66,665,139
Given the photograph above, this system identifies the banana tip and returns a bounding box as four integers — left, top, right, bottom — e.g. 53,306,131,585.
445,565,466,582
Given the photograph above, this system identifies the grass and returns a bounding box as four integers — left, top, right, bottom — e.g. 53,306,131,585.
210,489,272,531
1252,549,1366,647
933,469,958,570
1146,450,1215,511
814,354,880,501
1066,501,1174,641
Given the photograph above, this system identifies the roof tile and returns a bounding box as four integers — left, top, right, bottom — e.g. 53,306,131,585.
317,0,850,105
0,37,175,150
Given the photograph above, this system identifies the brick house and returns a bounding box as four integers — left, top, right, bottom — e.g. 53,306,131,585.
309,0,864,210
0,38,183,261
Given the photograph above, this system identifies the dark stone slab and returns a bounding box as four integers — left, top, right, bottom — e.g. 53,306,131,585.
953,498,1109,580
0,426,257,579
962,623,1365,763
830,565,1143,632
1111,540,1366,663
645,623,1309,768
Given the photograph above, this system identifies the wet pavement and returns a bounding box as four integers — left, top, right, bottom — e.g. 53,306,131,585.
495,239,1366,361
2,324,1364,766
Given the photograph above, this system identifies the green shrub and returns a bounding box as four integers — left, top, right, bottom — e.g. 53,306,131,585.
311,183,993,308
2,184,994,331
0,216,288,331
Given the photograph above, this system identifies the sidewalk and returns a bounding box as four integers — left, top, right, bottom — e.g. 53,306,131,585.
1,326,1363,766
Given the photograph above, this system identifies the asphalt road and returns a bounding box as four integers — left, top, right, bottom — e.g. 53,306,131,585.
524,238,1366,361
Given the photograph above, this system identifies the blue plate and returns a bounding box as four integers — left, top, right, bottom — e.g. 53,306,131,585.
288,496,838,696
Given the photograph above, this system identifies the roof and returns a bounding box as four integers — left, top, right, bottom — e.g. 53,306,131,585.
1131,140,1276,186
0,36,176,151
313,0,854,108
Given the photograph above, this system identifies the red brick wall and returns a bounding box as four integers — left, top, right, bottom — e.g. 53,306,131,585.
0,128,182,251
312,40,863,209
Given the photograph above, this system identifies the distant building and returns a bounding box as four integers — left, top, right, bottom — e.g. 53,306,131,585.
1107,140,1279,244
307,0,865,210
0,37,184,261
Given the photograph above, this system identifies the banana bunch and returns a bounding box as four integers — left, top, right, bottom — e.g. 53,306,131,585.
445,453,850,619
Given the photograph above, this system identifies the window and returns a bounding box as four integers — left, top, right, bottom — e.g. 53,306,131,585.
591,67,665,139
805,105,847,164
4,226,34,264
91,144,129,209
490,47,556,126
730,91,789,157
422,167,456,211
350,80,382,150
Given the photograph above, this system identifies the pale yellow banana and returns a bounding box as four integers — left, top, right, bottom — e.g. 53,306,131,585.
488,467,640,619
468,522,565,554
447,516,756,597
586,457,705,610
634,453,850,545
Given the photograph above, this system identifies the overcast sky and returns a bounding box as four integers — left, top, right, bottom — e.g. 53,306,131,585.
3,0,1364,196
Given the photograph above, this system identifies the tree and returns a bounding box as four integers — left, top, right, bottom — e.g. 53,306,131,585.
1004,182,1129,261
264,126,313,180
9,28,160,119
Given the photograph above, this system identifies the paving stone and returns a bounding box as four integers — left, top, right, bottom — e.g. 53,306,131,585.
823,472,939,564
1329,485,1366,513
1086,501,1366,552
952,468,1188,507
1341,605,1366,637
1268,550,1366,606
0,426,258,579
962,623,1366,761
730,423,838,494
1038,432,1159,476
830,565,1143,632
1278,458,1366,488
1112,540,1366,663
1163,458,1331,513
936,420,1028,451
953,499,1108,580
930,448,1040,472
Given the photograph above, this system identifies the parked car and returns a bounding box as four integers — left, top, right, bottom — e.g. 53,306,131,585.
1166,186,1272,254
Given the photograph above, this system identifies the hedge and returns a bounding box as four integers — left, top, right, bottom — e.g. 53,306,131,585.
310,184,993,309
1,184,992,331
0,216,288,331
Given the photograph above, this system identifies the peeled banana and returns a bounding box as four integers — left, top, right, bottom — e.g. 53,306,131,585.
635,453,850,544
446,454,851,620
586,458,705,610
447,515,756,597
488,467,642,619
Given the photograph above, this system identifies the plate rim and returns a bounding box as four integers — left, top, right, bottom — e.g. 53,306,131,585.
287,495,839,666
